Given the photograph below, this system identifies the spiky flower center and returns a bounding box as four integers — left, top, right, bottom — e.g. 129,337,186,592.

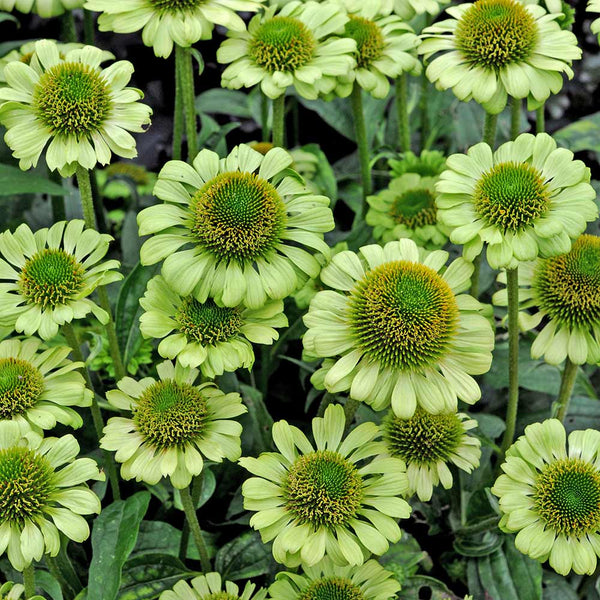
190,171,287,262
455,0,538,69
389,189,437,229
0,358,45,419
175,297,243,345
134,380,208,448
533,235,600,327
0,447,53,525
250,16,316,72
284,450,363,528
383,408,464,464
148,0,200,13
349,261,458,370
34,62,111,136
534,458,600,536
18,248,85,308
473,161,549,232
345,16,385,69
299,577,365,600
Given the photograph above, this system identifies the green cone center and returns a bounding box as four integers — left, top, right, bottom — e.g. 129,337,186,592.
474,161,549,232
18,248,85,308
148,0,200,13
384,408,464,464
284,450,363,528
134,380,208,448
535,458,600,536
299,577,365,600
0,447,53,525
0,358,45,419
349,260,458,370
175,297,243,345
345,16,385,69
455,0,538,69
390,151,447,178
250,16,316,72
534,235,600,327
34,62,111,136
390,188,437,229
190,171,287,262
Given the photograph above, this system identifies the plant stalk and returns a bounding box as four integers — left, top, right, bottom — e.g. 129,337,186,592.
272,94,286,148
60,10,77,43
23,564,35,597
179,485,211,572
173,52,184,161
176,44,198,160
350,82,372,217
536,103,545,134
396,74,411,152
511,97,521,140
179,473,204,560
83,9,95,45
76,166,97,229
261,91,270,142
553,358,578,422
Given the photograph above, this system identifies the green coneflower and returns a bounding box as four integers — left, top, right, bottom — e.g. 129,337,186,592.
419,0,581,114
101,360,246,489
303,239,494,418
138,144,334,309
492,419,600,575
0,421,104,571
160,573,267,600
268,556,401,600
139,275,287,376
388,150,447,179
240,404,411,567
0,0,83,16
436,133,597,270
0,220,122,340
382,408,481,501
96,162,157,200
0,338,92,435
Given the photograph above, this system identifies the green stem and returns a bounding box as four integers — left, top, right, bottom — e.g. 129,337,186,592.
76,166,97,229
96,287,126,381
261,91,270,142
317,392,335,417
49,169,66,222
419,69,429,150
179,473,204,560
396,74,411,153
483,111,498,148
553,358,578,422
499,267,520,459
511,97,521,140
23,564,35,597
272,94,286,148
173,52,184,161
343,398,360,430
350,82,372,217
179,485,211,572
83,9,95,45
59,10,77,43
46,557,75,600
536,103,545,134
176,44,198,160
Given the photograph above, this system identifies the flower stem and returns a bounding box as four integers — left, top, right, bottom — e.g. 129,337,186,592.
317,392,335,417
83,9,95,45
23,564,35,597
499,267,520,459
536,103,545,134
49,169,66,222
511,97,521,140
60,10,77,43
76,166,97,229
179,473,204,560
272,94,286,148
176,44,198,160
261,91,270,142
396,74,411,152
553,358,578,422
350,82,372,217
173,53,184,161
179,485,211,572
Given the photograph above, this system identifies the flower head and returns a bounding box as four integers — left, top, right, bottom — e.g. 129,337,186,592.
85,0,264,58
0,421,103,571
218,1,356,99
388,150,446,179
0,39,152,176
138,144,334,309
161,573,267,600
382,408,481,500
139,275,287,375
492,419,600,576
436,133,597,270
240,403,411,567
96,161,157,200
0,338,92,435
590,0,600,41
303,239,494,418
0,0,83,16
268,556,401,600
366,173,449,249
0,221,122,340
102,360,246,489
419,0,581,114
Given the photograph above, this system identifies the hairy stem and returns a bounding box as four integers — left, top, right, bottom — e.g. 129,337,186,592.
179,485,211,572
272,94,286,148
83,9,95,45
396,74,411,153
176,44,198,160
350,82,372,218
76,166,97,229
511,97,521,140
172,52,184,161
23,564,35,598
60,10,77,43
553,358,578,422
536,103,545,134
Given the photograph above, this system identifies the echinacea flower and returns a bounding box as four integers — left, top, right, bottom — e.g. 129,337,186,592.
96,161,156,200
218,1,357,99
138,144,334,309
388,150,446,179
0,221,122,340
268,556,401,600
492,419,600,576
382,408,481,500
161,573,267,600
85,0,265,58
101,360,246,489
436,133,597,270
0,421,104,571
329,0,450,20
0,338,92,435
0,0,83,17
240,403,411,567
303,239,494,418
0,39,152,176
366,173,448,249
419,0,581,114
139,275,287,375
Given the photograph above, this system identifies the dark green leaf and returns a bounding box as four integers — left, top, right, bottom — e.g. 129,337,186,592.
239,384,274,453
554,112,600,153
214,530,276,581
0,164,67,196
196,89,252,119
378,532,430,584
398,575,460,599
